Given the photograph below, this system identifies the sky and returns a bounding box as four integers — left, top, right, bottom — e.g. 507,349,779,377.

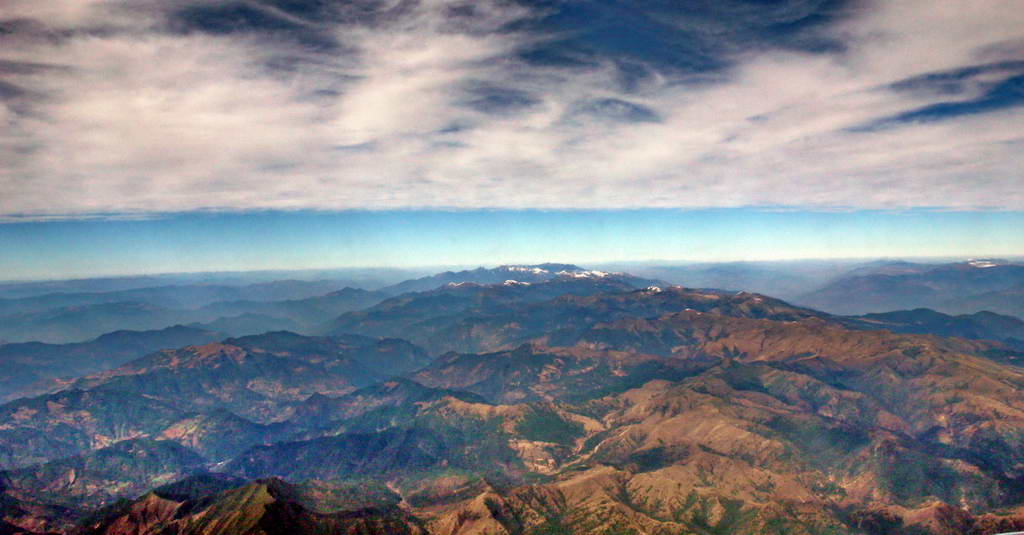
0,0,1022,278
1,209,1022,281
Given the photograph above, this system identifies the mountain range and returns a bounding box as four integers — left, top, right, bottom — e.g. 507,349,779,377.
1,263,1023,534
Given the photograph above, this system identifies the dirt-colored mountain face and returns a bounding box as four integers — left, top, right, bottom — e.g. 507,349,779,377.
379,310,1024,534
5,439,206,512
73,340,1024,534
0,389,185,470
5,285,1024,535
577,311,1024,468
76,478,425,535
412,344,713,404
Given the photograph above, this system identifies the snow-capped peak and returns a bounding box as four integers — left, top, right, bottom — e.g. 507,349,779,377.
503,280,531,286
499,266,550,274
966,259,1000,268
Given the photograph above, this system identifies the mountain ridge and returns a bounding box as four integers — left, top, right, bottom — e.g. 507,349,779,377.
379,264,664,295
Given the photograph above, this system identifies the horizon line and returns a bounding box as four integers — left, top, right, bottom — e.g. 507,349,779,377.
3,254,1023,284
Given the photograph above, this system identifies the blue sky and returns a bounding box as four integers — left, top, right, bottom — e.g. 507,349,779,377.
2,209,1022,281
0,0,1022,279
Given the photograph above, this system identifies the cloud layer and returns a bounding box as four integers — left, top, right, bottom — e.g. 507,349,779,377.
1,0,1022,218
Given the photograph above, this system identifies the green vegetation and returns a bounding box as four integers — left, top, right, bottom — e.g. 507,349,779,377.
720,365,769,394
288,479,399,513
154,473,247,501
876,448,961,505
515,408,585,444
767,416,870,468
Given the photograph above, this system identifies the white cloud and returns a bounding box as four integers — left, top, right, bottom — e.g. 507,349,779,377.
0,0,1022,218
0,0,132,29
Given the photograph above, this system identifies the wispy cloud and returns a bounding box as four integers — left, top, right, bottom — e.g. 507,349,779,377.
1,0,1022,218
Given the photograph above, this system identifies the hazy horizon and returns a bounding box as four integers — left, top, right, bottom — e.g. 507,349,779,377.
2,208,1022,281
3,253,1023,284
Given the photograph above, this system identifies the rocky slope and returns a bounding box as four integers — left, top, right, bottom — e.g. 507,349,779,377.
76,477,424,535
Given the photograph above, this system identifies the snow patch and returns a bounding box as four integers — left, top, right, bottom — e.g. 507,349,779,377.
556,270,611,278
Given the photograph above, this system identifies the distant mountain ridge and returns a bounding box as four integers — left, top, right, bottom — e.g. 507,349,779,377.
0,325,223,401
7,259,1022,346
0,286,389,344
843,308,1024,353
600,260,861,301
379,264,663,295
0,280,345,316
192,287,391,335
797,259,1024,317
